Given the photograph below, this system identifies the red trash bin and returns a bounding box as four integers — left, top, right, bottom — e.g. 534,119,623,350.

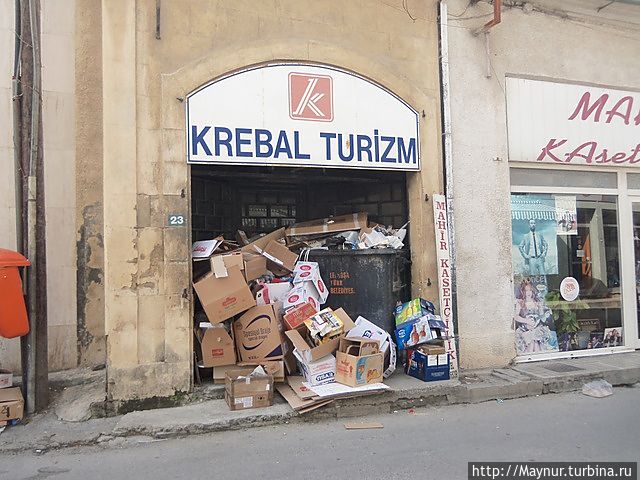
0,248,30,338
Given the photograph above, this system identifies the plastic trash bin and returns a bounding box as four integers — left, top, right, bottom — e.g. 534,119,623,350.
0,248,30,338
308,249,410,335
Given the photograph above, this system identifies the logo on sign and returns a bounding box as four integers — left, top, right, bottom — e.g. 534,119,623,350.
300,272,311,278
288,294,300,303
289,73,333,122
300,265,313,271
317,280,325,293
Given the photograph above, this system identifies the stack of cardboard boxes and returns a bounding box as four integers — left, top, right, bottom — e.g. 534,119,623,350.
192,220,398,412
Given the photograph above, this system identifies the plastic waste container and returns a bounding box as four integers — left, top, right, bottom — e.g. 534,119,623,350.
0,248,30,338
308,249,410,335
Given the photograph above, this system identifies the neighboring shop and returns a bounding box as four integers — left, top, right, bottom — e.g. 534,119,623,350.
446,0,640,367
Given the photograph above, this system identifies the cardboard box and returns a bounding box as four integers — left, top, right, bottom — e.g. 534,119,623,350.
0,370,13,389
0,387,24,421
285,308,356,364
395,314,446,350
192,237,237,260
238,360,285,383
224,368,274,411
193,265,256,323
243,253,268,282
304,308,346,345
213,364,237,384
347,316,396,378
233,304,285,363
294,351,336,386
406,350,450,382
282,283,320,313
293,262,329,303
283,301,318,330
286,213,368,237
335,337,384,387
195,323,236,368
394,298,436,326
255,240,298,274
255,282,293,306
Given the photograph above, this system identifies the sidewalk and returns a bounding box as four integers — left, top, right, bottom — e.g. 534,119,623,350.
2,352,639,453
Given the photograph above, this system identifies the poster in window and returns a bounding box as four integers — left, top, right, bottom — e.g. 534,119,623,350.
513,276,559,355
555,195,578,235
511,194,559,276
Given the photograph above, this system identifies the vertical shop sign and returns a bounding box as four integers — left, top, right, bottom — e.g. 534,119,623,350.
432,194,458,377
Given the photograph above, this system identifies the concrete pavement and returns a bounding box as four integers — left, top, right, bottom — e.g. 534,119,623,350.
2,387,639,480
1,351,639,454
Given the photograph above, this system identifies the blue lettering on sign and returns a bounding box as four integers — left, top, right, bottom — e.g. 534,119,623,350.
189,125,418,167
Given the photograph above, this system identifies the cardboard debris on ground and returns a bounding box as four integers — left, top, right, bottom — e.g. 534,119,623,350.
275,383,334,413
303,381,390,399
344,422,384,430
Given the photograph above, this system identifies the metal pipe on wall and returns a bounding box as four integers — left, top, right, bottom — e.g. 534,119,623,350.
12,0,23,253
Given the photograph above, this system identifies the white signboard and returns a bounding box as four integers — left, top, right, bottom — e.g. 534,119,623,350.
507,77,640,167
187,63,420,171
432,194,458,377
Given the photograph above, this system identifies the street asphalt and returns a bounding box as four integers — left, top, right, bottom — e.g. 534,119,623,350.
2,386,639,480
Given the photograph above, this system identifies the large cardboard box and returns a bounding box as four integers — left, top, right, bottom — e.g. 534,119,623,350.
193,265,256,323
224,368,274,411
243,253,268,282
286,213,368,237
335,337,384,387
0,387,24,421
233,304,285,363
195,323,236,368
285,308,356,364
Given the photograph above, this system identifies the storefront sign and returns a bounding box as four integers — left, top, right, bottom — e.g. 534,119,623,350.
187,63,420,171
432,194,458,377
506,78,640,167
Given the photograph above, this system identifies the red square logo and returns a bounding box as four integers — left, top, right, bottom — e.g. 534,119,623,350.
288,72,333,122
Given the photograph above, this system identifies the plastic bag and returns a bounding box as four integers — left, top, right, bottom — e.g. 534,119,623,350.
581,379,613,398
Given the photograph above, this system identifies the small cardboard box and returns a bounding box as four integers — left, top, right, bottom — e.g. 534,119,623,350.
283,301,317,330
394,298,436,326
0,370,13,389
255,282,293,306
294,351,336,386
282,283,320,313
256,240,298,274
238,360,285,383
286,213,368,237
285,308,356,364
406,349,450,382
213,364,237,384
395,314,446,350
347,316,397,378
335,337,384,387
243,253,268,282
195,323,236,368
0,387,24,421
233,304,285,363
193,265,256,323
224,368,274,411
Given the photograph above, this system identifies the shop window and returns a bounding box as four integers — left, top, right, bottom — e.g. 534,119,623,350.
511,193,623,355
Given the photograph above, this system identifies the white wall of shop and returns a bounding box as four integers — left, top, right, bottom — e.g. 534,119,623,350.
446,0,640,368
0,0,77,372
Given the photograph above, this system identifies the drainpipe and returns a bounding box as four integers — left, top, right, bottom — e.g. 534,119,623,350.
25,0,41,415
438,2,458,331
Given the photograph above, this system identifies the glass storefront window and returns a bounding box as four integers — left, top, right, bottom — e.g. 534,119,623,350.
511,193,623,355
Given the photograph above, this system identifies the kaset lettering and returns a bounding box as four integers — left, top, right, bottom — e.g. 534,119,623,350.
191,125,417,165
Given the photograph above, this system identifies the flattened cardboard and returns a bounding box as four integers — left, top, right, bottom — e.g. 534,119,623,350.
233,304,285,363
286,375,318,400
240,228,286,254
195,323,236,368
283,302,318,330
0,387,24,421
275,383,333,413
192,237,223,259
193,265,256,323
284,308,356,363
286,213,368,236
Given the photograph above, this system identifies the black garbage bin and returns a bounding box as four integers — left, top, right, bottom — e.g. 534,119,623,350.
308,249,410,335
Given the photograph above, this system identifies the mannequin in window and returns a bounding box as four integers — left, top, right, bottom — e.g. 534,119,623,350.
518,219,548,275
